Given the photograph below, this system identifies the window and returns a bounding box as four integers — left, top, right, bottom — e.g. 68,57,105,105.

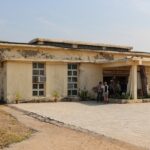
32,62,45,96
68,64,78,96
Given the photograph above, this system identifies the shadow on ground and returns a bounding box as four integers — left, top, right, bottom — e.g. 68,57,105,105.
74,101,108,106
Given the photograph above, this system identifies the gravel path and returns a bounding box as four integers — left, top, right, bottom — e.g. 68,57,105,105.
11,101,150,149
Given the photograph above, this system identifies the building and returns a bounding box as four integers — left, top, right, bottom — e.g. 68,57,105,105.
0,38,150,103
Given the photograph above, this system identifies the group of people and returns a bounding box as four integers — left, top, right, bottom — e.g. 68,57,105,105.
96,81,109,103
109,80,127,97
96,79,127,103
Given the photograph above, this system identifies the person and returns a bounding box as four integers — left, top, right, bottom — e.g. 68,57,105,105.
103,82,109,103
97,82,104,102
116,81,121,95
120,81,127,94
109,80,114,98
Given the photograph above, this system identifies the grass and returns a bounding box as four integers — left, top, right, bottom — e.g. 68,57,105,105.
0,106,33,149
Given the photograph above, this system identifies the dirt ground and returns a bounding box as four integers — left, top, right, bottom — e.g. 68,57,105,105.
0,106,33,149
1,106,145,150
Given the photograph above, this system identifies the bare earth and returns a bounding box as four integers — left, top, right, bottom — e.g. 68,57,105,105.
1,106,144,150
0,106,32,149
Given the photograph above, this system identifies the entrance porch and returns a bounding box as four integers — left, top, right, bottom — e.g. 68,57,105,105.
99,57,149,100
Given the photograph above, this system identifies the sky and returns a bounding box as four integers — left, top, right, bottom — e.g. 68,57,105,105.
0,0,150,52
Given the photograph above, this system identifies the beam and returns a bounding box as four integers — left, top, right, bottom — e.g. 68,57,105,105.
101,60,139,68
142,61,150,66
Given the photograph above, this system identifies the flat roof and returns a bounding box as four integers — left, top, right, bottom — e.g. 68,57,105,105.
29,38,133,52
1,40,150,57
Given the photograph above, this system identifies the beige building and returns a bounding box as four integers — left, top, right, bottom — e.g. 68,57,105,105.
0,38,150,103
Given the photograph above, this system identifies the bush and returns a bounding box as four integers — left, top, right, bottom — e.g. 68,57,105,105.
111,93,131,99
52,91,59,102
79,89,88,101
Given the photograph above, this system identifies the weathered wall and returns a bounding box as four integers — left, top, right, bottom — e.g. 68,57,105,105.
0,46,112,102
6,61,32,103
0,62,7,101
79,63,103,98
0,63,3,100
2,45,149,102
6,61,68,102
145,66,150,94
46,62,68,100
137,72,142,90
0,46,120,63
5,60,103,102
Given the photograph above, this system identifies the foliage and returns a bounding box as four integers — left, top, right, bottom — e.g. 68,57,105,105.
111,92,131,100
143,94,150,99
79,89,88,101
52,91,59,102
14,92,21,104
121,93,131,99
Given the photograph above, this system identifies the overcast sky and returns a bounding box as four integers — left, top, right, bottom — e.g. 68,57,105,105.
0,0,150,52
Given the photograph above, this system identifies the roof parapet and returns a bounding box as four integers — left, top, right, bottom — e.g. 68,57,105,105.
29,38,133,52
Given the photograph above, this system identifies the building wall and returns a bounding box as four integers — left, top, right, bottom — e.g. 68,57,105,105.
46,63,103,100
0,63,4,100
0,46,125,64
145,66,150,94
0,62,7,101
6,61,32,103
46,62,68,100
79,63,103,98
6,61,68,102
5,60,104,102
3,45,150,102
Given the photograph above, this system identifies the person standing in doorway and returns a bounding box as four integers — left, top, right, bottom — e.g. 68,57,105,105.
109,80,114,98
97,82,104,102
104,82,109,103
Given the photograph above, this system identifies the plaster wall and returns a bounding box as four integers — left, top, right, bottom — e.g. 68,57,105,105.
5,61,104,102
79,63,103,98
2,46,148,102
46,62,68,100
145,66,150,94
0,46,126,63
6,61,32,103
0,62,7,101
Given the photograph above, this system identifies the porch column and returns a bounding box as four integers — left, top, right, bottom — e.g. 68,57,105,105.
131,65,137,100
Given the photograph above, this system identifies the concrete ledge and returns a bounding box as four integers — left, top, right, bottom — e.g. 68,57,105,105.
143,99,150,103
109,98,150,104
9,98,150,104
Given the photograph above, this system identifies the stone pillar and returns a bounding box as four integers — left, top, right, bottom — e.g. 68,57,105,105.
131,65,137,100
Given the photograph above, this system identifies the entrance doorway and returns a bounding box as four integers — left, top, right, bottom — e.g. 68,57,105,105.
103,67,130,96
103,76,128,85
103,76,128,93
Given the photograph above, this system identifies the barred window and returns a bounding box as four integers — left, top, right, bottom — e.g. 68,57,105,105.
32,62,45,96
68,64,78,96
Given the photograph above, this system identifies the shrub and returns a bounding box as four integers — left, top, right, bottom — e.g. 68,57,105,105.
79,89,88,101
52,91,59,102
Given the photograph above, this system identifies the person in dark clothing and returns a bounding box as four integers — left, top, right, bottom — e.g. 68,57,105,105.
120,81,127,93
109,80,114,98
97,82,104,102
103,82,109,103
